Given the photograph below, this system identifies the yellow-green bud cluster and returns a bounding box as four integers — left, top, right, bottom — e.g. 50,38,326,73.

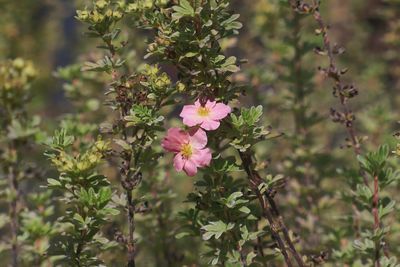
140,64,171,91
0,58,36,92
176,82,186,92
76,0,124,25
51,139,110,175
126,0,168,13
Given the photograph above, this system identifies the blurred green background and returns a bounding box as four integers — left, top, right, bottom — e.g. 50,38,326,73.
1,0,399,134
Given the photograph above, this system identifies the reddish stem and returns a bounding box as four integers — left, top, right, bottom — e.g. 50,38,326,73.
373,175,380,267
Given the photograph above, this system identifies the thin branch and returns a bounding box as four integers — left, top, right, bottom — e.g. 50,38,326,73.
373,175,380,267
7,159,19,267
239,151,305,267
126,189,136,267
120,122,136,267
290,1,386,263
106,36,138,266
291,1,369,185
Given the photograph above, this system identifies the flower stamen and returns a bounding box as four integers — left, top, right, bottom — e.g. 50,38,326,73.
197,106,210,117
181,143,193,158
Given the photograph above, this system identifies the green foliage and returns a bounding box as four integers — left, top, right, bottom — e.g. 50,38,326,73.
229,106,272,152
1,0,400,266
0,57,53,266
45,130,118,266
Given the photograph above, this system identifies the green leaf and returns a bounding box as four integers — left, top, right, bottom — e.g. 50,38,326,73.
73,213,85,224
221,14,243,31
379,200,396,219
202,221,235,240
102,208,120,216
246,251,257,265
172,0,195,20
225,191,243,208
98,187,112,208
238,206,251,214
114,138,131,151
47,178,62,188
175,232,191,239
219,56,240,73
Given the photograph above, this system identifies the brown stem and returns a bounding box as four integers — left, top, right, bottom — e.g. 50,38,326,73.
291,0,387,260
121,126,136,267
291,0,374,216
256,190,293,267
373,175,380,267
264,192,305,267
8,162,18,267
239,151,305,267
107,37,137,266
75,230,87,267
310,5,372,187
127,190,136,267
312,9,362,154
292,1,367,173
372,175,379,231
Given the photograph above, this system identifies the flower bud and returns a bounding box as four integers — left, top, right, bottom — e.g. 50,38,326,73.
113,11,123,20
176,82,186,92
95,0,108,10
143,0,153,9
76,10,89,21
127,3,138,12
147,43,157,52
92,11,105,23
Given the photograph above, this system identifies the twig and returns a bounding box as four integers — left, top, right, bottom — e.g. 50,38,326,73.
120,123,136,267
290,0,386,263
239,151,305,267
373,175,380,267
106,37,138,266
127,190,136,267
291,1,369,184
75,231,86,267
7,159,19,267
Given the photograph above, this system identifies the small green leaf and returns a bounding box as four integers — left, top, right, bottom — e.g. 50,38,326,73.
246,251,257,265
202,221,235,240
47,178,62,187
175,232,191,239
239,206,251,214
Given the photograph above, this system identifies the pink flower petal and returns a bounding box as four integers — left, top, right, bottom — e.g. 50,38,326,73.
180,100,231,131
173,153,185,171
163,127,213,177
182,115,204,127
200,119,220,131
210,103,231,120
188,128,208,149
181,104,204,127
180,105,197,116
205,100,216,109
162,127,188,152
183,159,198,176
192,148,212,167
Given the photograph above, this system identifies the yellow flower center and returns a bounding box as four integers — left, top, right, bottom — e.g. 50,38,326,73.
197,106,210,117
181,143,193,158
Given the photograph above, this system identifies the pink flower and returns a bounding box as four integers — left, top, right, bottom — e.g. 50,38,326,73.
162,127,212,176
180,100,231,131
